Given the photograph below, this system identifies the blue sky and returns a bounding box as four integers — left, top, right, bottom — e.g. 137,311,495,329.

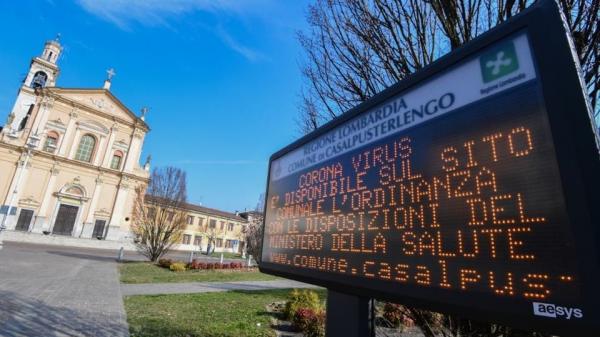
0,1,311,212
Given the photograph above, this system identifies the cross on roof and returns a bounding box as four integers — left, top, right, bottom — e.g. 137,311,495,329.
106,68,116,80
140,107,149,119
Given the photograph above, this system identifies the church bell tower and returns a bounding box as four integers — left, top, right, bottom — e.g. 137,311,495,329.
2,37,62,134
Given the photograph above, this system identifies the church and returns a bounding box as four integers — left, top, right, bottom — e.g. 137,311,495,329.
0,38,150,247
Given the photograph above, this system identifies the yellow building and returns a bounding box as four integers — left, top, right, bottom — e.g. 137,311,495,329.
0,38,150,246
174,202,248,253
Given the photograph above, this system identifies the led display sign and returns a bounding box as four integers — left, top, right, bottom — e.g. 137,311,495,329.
260,2,600,334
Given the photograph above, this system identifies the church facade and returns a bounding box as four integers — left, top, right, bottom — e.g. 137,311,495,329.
0,38,150,244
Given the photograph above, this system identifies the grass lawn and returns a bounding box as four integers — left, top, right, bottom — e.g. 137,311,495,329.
204,251,244,259
125,289,327,337
119,262,279,284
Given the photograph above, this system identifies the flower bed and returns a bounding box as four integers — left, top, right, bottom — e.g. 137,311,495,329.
157,258,248,272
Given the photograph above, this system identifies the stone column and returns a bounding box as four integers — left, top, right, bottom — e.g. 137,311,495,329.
134,133,145,169
71,199,85,237
105,181,129,241
124,129,144,172
31,166,59,233
2,152,32,230
71,200,86,238
46,201,61,234
93,135,106,166
68,128,82,159
59,109,78,156
29,96,54,142
80,177,103,238
101,125,118,167
2,163,20,208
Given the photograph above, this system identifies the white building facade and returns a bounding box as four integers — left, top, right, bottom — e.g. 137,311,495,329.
0,38,150,247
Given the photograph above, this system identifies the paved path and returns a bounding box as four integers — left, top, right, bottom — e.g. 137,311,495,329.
0,242,316,336
0,242,129,337
121,279,319,296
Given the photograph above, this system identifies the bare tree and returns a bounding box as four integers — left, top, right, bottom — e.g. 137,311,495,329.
299,0,600,132
131,166,188,262
255,193,266,213
241,212,264,263
243,195,266,263
204,228,218,255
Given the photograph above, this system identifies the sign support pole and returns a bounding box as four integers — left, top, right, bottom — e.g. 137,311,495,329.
325,290,373,337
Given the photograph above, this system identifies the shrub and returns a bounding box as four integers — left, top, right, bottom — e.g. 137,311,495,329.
157,258,173,268
284,289,323,320
382,303,415,328
292,308,325,337
304,311,325,337
383,303,404,328
169,262,187,272
191,260,203,270
161,259,249,271
292,308,317,331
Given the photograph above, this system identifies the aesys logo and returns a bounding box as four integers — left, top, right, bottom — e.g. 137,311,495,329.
480,41,520,83
532,302,583,320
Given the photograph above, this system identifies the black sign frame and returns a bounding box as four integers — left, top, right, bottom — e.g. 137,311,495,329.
259,1,600,334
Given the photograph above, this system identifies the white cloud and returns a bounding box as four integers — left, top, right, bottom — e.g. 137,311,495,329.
76,0,271,61
216,26,267,62
77,0,230,28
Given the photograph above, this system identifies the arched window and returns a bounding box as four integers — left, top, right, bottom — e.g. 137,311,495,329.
75,134,96,162
43,131,59,153
47,51,53,62
65,185,84,197
31,71,48,88
110,150,123,170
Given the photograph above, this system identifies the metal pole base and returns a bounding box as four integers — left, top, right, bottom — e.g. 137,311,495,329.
325,290,372,337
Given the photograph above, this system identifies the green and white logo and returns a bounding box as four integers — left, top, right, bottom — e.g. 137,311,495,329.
480,42,519,83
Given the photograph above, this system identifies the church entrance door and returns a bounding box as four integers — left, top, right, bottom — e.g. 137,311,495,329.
92,219,106,239
52,204,78,236
15,209,34,231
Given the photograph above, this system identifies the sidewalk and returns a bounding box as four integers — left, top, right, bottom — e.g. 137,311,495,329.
121,279,320,296
0,242,129,337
